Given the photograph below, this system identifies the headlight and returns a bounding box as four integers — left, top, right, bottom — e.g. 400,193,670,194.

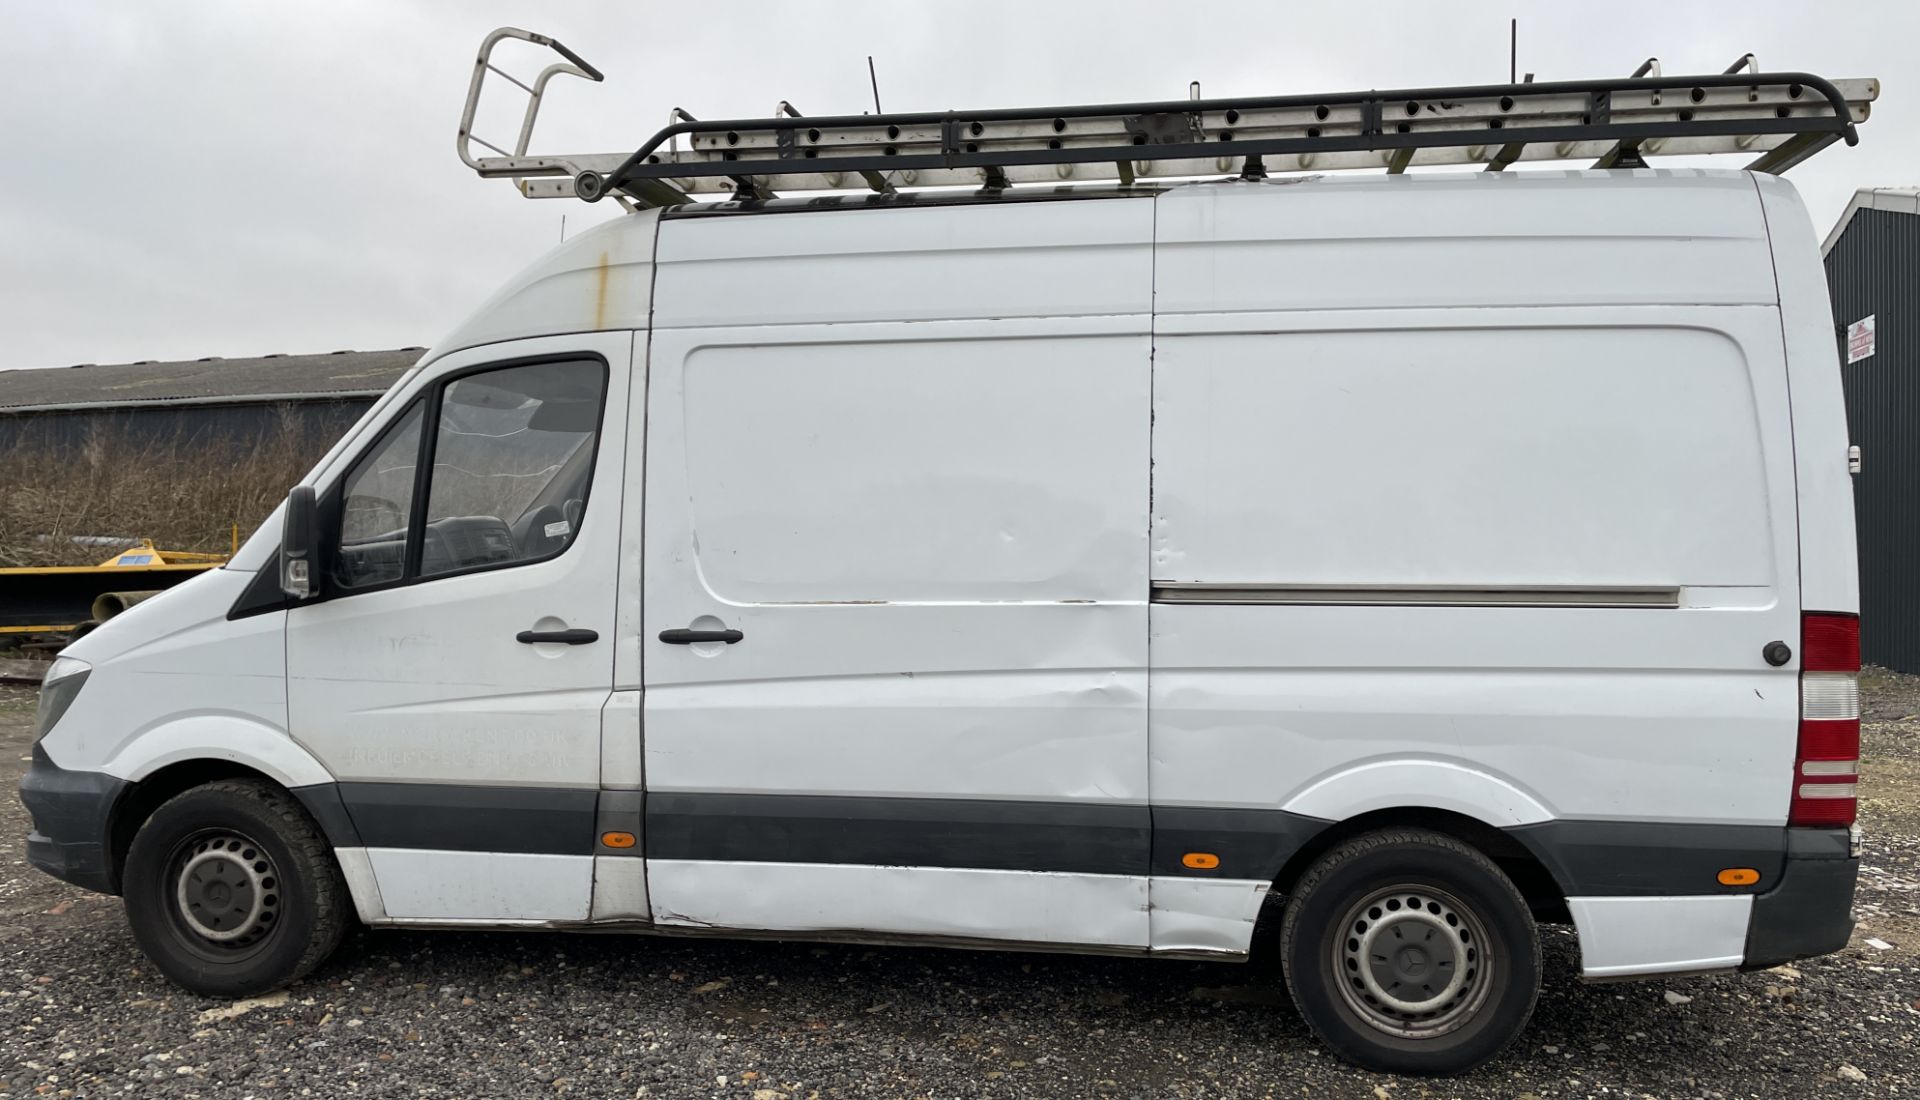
32,657,91,742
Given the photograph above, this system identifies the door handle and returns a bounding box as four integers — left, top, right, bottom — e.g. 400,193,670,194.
659,628,744,645
516,628,599,645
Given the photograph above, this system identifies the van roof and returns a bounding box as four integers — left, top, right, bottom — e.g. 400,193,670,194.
428,169,1774,363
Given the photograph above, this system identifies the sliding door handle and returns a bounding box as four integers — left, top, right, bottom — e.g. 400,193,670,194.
516,628,599,645
659,628,744,645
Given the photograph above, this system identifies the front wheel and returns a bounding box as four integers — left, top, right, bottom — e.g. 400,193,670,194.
1280,829,1541,1075
123,779,351,997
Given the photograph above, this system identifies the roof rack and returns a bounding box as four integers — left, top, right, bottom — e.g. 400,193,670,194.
458,28,1877,209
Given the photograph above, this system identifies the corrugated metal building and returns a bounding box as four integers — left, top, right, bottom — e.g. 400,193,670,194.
1825,187,1920,671
0,349,419,451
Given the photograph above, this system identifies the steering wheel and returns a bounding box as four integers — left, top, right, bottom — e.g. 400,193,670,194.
342,495,406,539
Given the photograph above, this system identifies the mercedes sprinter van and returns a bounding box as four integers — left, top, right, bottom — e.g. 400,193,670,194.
23,87,1867,1073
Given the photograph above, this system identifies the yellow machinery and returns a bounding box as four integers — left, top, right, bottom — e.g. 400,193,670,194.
0,539,231,644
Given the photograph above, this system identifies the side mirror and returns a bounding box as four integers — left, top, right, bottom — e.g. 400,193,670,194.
281,485,319,600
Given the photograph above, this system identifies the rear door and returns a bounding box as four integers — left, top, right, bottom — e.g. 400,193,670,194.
638,199,1155,947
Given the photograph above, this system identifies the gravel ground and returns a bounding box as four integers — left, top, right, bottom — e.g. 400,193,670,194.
3,681,1918,1098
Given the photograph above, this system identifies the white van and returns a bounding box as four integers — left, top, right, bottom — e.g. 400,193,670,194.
20,53,1875,1074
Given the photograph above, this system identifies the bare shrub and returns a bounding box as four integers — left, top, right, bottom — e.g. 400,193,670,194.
0,407,334,567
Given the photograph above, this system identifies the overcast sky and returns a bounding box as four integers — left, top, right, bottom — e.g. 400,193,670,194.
2,0,1913,371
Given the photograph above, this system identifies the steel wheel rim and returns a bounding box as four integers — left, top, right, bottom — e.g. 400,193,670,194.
170,831,281,948
1331,884,1493,1040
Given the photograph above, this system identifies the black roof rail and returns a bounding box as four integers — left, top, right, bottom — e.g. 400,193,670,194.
454,30,1877,209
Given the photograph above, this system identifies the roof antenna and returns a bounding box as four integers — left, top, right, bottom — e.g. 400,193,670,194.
868,55,883,114
1509,17,1517,83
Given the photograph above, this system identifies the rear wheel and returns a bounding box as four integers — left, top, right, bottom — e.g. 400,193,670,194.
123,779,350,996
1280,829,1540,1075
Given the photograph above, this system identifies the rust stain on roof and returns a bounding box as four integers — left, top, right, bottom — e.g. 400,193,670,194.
594,251,611,330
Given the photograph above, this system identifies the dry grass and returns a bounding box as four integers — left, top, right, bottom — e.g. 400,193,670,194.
0,413,333,567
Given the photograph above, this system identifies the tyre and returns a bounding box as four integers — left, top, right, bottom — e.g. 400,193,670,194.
122,779,351,997
1280,829,1541,1075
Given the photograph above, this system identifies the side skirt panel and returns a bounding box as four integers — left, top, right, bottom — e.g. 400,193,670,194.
645,859,1151,948
363,848,593,922
1146,875,1269,957
1567,895,1754,978
331,846,387,923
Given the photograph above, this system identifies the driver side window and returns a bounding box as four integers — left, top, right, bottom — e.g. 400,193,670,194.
328,358,607,593
420,360,605,578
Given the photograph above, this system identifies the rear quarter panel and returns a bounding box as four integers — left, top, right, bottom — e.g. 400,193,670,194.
1756,175,1859,616
1149,175,1803,847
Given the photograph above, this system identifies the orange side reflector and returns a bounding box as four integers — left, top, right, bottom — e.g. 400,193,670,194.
1717,867,1760,886
601,831,637,849
1182,852,1221,870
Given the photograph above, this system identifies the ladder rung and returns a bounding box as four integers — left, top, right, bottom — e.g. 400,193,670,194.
455,28,1878,208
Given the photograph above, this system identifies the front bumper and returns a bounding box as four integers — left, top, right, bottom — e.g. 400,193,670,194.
19,744,126,896
1742,826,1857,970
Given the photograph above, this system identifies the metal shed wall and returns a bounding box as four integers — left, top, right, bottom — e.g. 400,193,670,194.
0,398,374,452
0,348,414,460
1826,206,1920,672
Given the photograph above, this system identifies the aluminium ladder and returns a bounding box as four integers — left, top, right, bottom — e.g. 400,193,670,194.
457,27,1877,208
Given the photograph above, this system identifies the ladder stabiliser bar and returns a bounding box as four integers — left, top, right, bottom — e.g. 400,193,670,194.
457,28,607,191
456,28,1876,207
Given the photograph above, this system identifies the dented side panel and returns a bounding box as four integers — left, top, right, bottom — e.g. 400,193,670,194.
645,665,1145,804
648,861,1150,949
640,200,1155,946
1145,876,1270,957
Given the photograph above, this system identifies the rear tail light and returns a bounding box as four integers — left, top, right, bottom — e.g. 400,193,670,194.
1790,612,1860,827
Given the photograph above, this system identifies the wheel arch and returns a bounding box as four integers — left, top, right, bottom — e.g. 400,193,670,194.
101,723,362,899
101,714,337,791
1268,807,1571,926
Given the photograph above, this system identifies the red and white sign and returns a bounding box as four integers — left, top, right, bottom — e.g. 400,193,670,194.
1847,315,1876,364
